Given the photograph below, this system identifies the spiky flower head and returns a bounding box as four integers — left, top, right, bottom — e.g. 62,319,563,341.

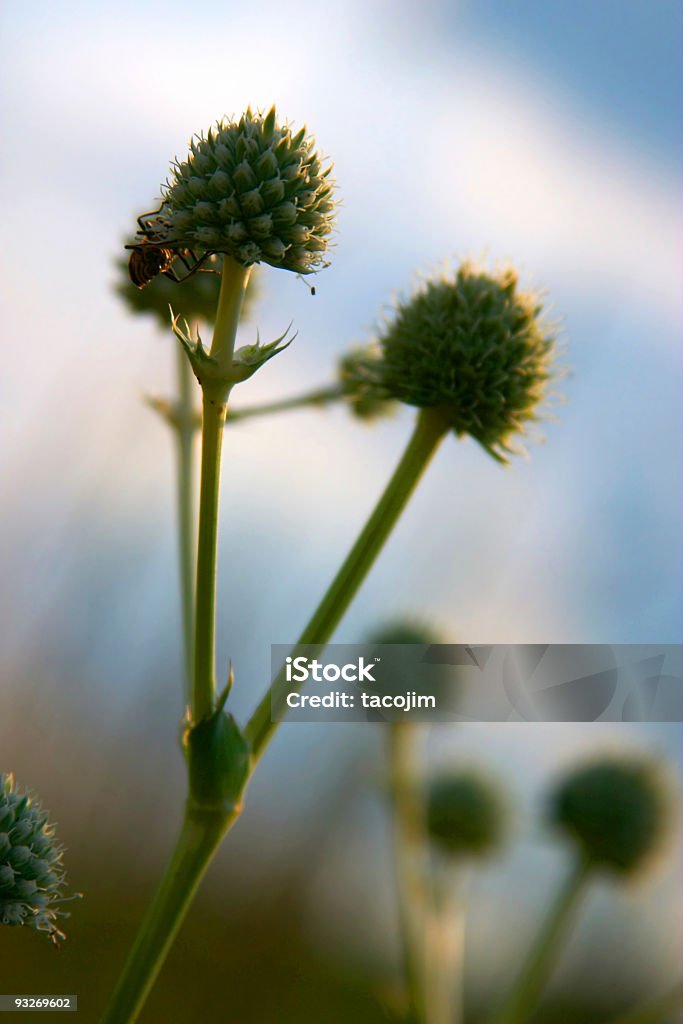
550,755,675,877
154,106,336,275
425,768,508,858
0,774,78,943
359,261,558,461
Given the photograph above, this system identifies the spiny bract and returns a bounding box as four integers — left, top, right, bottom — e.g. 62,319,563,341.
157,106,336,274
364,262,558,461
0,773,77,943
426,769,508,858
550,756,675,876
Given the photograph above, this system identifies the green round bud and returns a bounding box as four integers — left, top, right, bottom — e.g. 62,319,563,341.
0,774,79,943
426,769,508,858
337,346,397,422
550,755,675,876
157,107,336,274
115,252,260,330
369,621,442,646
364,262,558,461
185,710,251,813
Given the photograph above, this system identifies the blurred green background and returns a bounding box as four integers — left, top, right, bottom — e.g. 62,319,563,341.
1,0,681,1020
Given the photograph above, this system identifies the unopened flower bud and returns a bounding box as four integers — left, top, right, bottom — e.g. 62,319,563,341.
549,755,675,876
426,768,508,858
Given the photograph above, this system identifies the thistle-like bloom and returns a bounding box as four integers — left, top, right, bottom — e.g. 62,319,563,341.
358,262,558,461
426,769,508,858
550,755,675,877
154,107,336,275
0,774,78,943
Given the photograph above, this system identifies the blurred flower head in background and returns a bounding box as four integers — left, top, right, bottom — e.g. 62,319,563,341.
550,753,678,878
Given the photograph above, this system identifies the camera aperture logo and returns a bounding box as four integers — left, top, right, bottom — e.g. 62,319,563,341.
284,654,436,713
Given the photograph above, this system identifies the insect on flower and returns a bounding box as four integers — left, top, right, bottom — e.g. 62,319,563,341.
125,205,218,289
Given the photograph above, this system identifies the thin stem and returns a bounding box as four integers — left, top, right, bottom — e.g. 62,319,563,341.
388,723,430,1023
491,856,592,1024
175,341,196,702
425,860,467,1024
193,257,251,722
244,405,452,760
226,384,344,424
193,392,227,721
600,983,683,1024
101,807,234,1024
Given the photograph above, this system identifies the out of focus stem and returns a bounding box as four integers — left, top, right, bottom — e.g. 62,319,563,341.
491,855,592,1024
225,384,344,424
388,723,430,1023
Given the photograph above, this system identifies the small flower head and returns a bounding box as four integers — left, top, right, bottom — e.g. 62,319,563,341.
369,621,442,646
362,261,559,461
155,106,336,274
0,774,79,943
426,768,508,858
550,755,676,877
338,346,397,422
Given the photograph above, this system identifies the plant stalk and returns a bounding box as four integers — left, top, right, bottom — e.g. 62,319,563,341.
101,807,234,1024
103,257,250,1023
104,401,448,1022
226,385,345,425
244,405,452,760
388,723,430,1023
175,341,196,702
193,257,251,722
491,855,592,1024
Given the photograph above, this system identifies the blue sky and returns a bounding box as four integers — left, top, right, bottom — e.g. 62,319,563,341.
1,0,681,986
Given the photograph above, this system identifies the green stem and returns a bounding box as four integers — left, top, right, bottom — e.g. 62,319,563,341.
600,983,683,1024
193,392,227,722
101,807,234,1024
425,860,467,1024
226,384,344,424
175,341,196,703
244,405,451,761
491,856,592,1024
103,259,251,1022
388,723,430,1023
193,257,251,722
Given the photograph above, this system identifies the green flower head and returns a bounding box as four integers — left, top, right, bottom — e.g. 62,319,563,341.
359,261,559,461
426,768,508,858
0,774,79,943
550,755,676,877
153,106,336,275
337,346,397,422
